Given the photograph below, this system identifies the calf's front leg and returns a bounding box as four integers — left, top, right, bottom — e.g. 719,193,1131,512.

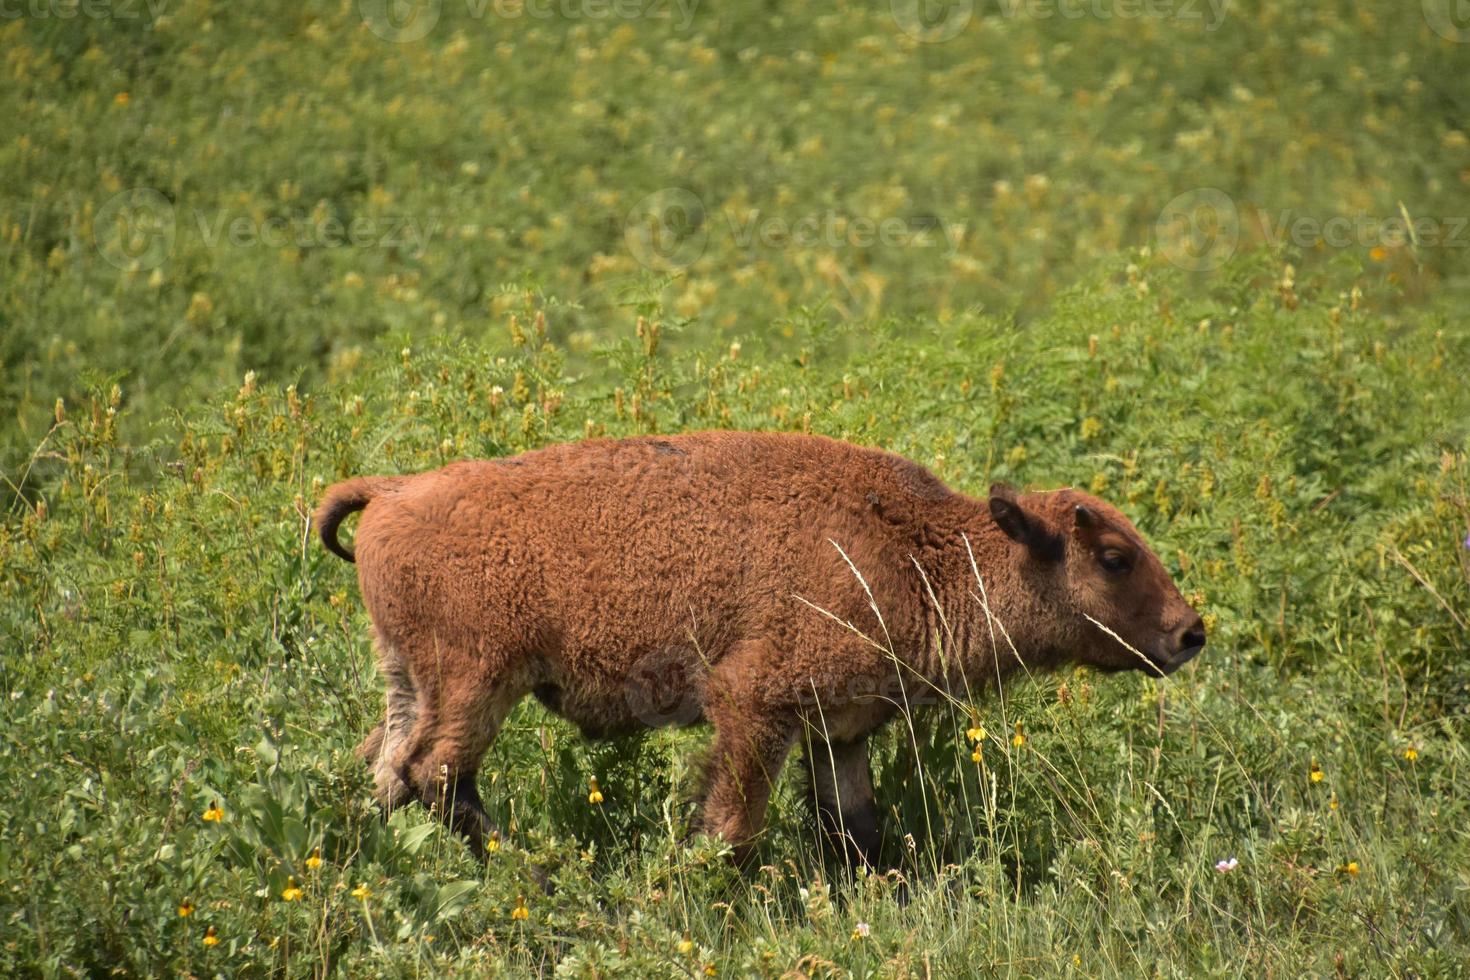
696,644,801,866
697,717,798,867
805,734,881,869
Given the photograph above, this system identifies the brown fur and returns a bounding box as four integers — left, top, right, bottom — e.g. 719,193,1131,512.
317,431,1204,865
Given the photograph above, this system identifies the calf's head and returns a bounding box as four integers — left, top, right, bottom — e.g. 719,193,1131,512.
988,485,1205,676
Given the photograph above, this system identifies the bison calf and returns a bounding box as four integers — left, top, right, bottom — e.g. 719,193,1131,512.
317,431,1204,866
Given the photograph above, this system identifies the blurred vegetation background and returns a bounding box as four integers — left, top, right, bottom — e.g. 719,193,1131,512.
3,0,1468,461
1,0,1468,975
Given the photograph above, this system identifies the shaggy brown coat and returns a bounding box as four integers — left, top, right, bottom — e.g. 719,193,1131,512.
317,431,1204,865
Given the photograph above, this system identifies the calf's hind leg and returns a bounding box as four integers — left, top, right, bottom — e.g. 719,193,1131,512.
393,649,528,860
360,639,417,812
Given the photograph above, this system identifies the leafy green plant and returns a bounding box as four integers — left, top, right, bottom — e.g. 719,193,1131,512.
3,250,1467,974
2,2,1468,971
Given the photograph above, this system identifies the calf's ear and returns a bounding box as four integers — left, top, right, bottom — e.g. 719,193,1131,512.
989,485,1064,562
1072,504,1102,547
989,484,1030,542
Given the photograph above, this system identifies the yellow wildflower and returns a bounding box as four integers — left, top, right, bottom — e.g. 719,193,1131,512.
1012,722,1026,748
1328,793,1339,811
202,925,220,947
588,776,604,805
971,746,983,763
351,884,371,901
966,724,985,743
178,900,195,918
202,801,224,822
679,933,694,955
281,877,304,902
114,91,130,107
512,895,530,921
1403,746,1418,762
1342,861,1360,876
705,965,717,977
486,830,501,853
305,847,322,871
1309,760,1324,783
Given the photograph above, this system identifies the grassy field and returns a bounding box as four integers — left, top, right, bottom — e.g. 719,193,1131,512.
3,1,1470,976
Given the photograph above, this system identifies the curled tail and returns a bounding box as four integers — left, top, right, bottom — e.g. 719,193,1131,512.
315,476,404,563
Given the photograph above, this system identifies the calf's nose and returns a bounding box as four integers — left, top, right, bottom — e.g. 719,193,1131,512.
1174,614,1207,654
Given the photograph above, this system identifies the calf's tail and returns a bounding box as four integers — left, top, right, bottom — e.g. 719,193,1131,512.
315,476,404,563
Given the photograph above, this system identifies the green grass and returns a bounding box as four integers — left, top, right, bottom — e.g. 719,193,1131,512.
4,254,1468,974
3,1,1470,975
3,0,1468,458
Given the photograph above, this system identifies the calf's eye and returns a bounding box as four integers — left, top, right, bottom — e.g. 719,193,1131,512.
1098,550,1132,573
